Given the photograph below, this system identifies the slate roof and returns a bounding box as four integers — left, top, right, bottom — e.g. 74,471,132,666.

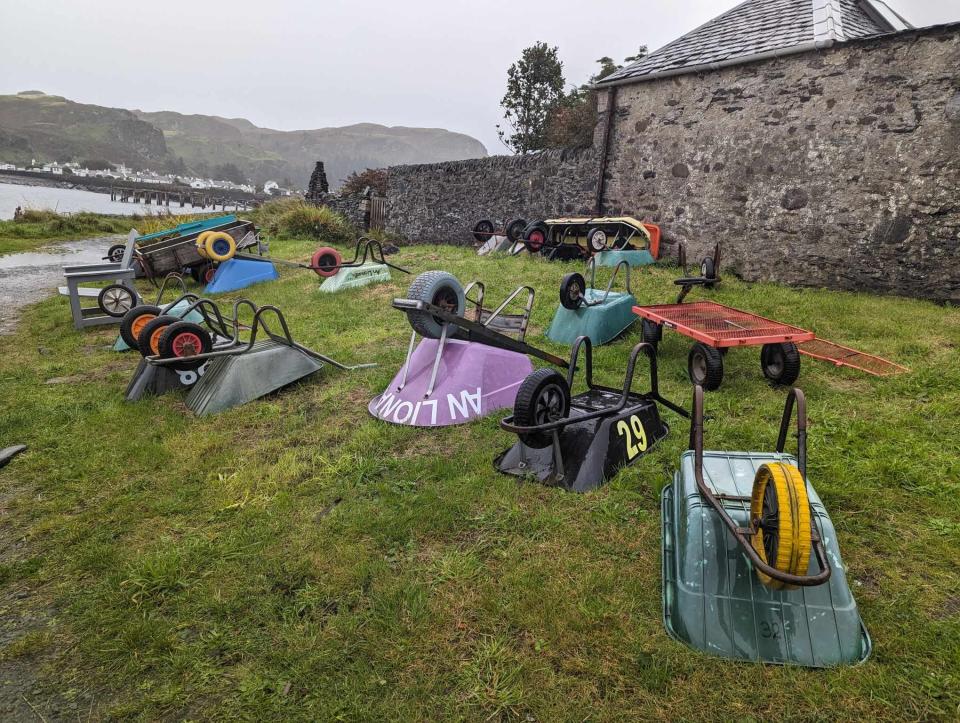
597,0,910,86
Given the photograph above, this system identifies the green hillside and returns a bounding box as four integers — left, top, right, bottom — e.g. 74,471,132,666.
0,91,488,187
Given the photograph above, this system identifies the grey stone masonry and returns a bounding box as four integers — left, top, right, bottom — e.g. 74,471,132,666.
384,149,600,245
599,24,960,302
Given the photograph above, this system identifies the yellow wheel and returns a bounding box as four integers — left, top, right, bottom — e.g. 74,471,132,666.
203,231,237,262
195,231,212,259
750,462,812,590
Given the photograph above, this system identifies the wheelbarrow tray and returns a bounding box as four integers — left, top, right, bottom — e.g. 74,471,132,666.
137,217,258,277
634,301,815,348
661,450,870,667
495,387,670,493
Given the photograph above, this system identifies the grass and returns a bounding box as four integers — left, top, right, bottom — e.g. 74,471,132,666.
0,210,134,255
1,238,959,720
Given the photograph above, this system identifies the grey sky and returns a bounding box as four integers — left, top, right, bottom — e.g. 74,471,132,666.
1,0,955,153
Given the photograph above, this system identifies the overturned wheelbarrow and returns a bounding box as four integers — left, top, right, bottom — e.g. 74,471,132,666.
472,218,527,256
495,338,688,492
662,386,871,666
132,298,374,414
221,237,410,293
546,258,637,347
369,270,567,427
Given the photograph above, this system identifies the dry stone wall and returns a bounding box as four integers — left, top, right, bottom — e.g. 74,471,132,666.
385,149,599,245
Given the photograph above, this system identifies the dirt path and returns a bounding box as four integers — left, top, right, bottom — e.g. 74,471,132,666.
0,236,121,334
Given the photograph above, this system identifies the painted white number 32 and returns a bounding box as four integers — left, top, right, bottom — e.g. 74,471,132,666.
616,415,648,461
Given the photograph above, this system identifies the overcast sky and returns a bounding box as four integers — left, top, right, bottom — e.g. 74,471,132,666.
1,0,955,153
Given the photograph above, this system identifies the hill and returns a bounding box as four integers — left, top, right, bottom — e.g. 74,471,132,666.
0,91,488,188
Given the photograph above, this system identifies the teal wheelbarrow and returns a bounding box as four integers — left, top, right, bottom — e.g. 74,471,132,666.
661,386,871,666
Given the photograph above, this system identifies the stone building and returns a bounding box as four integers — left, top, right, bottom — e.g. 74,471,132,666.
385,0,960,302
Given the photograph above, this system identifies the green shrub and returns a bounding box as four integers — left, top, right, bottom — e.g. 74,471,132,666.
257,199,355,244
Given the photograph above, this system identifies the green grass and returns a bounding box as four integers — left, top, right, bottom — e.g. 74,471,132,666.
1,240,959,720
0,210,135,255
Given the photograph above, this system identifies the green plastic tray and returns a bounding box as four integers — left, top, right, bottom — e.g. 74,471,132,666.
661,450,871,667
546,289,637,347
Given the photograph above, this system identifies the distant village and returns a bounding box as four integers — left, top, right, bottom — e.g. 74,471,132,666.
0,158,295,196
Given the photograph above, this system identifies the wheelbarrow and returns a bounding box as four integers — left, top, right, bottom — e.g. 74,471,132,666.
495,338,688,492
139,297,374,415
661,385,871,666
471,218,528,255
369,270,568,427
546,258,637,346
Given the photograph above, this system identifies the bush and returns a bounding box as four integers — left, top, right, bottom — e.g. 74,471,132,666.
256,199,355,243
341,168,388,196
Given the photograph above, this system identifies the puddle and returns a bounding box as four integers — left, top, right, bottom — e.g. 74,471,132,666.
0,236,120,334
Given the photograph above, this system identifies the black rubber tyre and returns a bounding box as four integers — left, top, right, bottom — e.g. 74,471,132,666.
405,271,466,339
190,263,213,284
106,244,126,263
137,315,180,357
701,256,717,288
523,222,550,253
760,342,801,386
119,305,162,348
688,342,724,391
158,321,213,370
513,368,571,449
559,272,587,310
641,318,663,346
586,227,610,253
504,218,527,243
97,284,138,318
472,219,495,244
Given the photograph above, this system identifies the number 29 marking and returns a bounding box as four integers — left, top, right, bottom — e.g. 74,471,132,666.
616,415,648,461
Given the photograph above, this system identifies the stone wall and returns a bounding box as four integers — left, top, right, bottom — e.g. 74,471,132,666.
599,23,960,302
315,191,370,230
385,149,599,244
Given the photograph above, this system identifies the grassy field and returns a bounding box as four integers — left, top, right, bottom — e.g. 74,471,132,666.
1,239,959,720
0,210,135,256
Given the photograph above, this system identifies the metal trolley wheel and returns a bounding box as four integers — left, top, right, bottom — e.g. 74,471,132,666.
504,218,527,243
760,342,801,386
750,462,813,590
512,368,571,449
587,227,610,253
106,244,126,263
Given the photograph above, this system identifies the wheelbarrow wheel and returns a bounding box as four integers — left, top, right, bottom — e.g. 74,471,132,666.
761,342,801,386
97,284,138,318
137,314,180,357
106,244,126,263
587,227,610,253
641,318,662,346
513,368,571,449
750,462,812,590
311,246,342,277
204,232,237,262
120,305,162,348
158,321,213,370
559,273,587,310
406,270,465,339
523,222,549,254
688,342,723,390
701,256,717,287
195,231,212,260
504,218,527,243
472,219,495,244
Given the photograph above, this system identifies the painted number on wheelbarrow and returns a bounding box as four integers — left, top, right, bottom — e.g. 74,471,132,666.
617,415,648,461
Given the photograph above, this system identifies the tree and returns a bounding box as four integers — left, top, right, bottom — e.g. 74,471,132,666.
544,47,649,150
341,168,388,196
497,42,566,154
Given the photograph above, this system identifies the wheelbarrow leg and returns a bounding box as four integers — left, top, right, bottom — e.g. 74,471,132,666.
425,323,450,398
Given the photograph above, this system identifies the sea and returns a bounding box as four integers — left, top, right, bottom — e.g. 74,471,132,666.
0,181,208,220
